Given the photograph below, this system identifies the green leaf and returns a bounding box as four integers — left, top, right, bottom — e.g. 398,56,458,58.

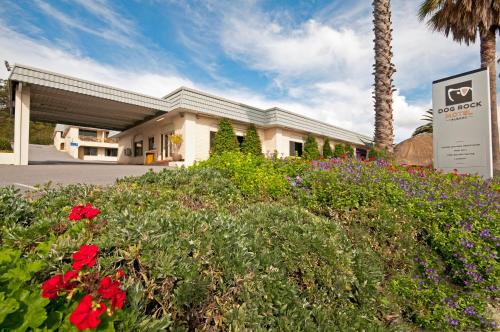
12,290,49,331
0,292,19,324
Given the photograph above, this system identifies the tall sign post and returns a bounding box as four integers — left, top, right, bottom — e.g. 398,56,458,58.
432,68,493,178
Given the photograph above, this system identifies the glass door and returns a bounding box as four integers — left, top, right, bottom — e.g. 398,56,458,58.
164,133,172,159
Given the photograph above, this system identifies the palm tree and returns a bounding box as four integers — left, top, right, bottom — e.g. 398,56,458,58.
373,0,396,152
412,109,433,136
419,0,500,170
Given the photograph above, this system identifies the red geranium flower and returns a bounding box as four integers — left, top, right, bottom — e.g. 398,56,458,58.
63,270,79,290
72,244,99,271
68,203,100,221
70,295,107,330
42,274,64,299
82,204,100,220
98,276,126,310
69,205,86,221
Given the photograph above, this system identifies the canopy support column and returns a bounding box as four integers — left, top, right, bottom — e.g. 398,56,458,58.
13,83,30,165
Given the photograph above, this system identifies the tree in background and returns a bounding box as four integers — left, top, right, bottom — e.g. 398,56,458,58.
322,138,333,158
212,119,239,155
373,0,396,152
333,143,346,158
241,124,262,156
0,80,7,112
419,0,500,170
303,134,320,160
412,109,433,137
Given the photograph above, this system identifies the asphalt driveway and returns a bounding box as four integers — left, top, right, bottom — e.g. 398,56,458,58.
0,145,172,190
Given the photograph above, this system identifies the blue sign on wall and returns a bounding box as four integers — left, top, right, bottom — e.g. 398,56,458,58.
70,142,78,147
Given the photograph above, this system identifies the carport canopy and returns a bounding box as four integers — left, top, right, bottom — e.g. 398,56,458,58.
8,64,170,131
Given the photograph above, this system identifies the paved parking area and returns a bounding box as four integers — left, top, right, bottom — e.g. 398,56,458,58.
0,145,172,190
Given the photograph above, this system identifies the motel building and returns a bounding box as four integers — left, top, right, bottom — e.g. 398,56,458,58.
53,124,119,162
0,64,372,167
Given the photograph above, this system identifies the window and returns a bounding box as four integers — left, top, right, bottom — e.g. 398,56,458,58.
134,141,143,157
105,148,118,157
209,131,216,152
237,135,244,146
289,141,303,157
83,147,98,156
79,129,97,137
356,148,367,160
148,136,155,150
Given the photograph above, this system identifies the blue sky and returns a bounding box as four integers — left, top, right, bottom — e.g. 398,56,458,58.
0,0,496,141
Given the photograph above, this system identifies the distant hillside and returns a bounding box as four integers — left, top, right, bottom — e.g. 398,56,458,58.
0,111,55,145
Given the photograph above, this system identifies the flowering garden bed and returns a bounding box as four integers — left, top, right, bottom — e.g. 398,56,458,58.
0,152,498,331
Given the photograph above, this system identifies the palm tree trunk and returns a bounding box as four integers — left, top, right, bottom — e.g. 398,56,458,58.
373,0,395,152
480,28,499,171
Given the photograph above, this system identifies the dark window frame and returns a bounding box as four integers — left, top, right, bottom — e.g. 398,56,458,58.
105,148,118,157
83,147,98,156
237,135,244,146
209,131,217,153
148,136,155,150
134,141,143,157
79,129,97,137
289,141,303,157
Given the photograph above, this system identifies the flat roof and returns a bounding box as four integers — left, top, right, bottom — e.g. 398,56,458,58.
8,64,170,130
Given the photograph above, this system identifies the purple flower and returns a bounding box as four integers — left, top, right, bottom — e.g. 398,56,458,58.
447,318,459,326
463,306,476,316
479,229,491,238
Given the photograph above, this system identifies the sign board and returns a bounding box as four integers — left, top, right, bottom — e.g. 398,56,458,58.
432,68,493,178
70,142,78,147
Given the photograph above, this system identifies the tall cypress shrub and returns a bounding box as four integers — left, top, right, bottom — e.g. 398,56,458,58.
333,143,346,158
322,138,333,158
241,124,262,156
303,134,320,160
212,119,239,154
345,144,355,158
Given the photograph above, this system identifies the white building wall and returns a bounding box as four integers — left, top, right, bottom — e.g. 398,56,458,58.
53,126,118,161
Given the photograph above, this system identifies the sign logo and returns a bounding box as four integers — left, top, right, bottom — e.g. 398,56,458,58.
446,80,472,106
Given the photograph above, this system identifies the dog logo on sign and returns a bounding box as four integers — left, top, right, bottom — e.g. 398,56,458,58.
445,80,472,106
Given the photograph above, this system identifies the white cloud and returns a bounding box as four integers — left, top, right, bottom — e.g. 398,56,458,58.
221,18,370,80
0,24,194,97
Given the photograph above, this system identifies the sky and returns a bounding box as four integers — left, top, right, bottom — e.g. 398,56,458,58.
0,0,496,142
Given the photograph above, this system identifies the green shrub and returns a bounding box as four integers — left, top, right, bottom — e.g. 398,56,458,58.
0,187,35,228
212,119,239,154
303,133,320,160
0,248,49,331
368,147,392,160
0,137,11,151
193,151,289,198
241,124,262,156
333,143,345,157
0,152,498,331
322,137,333,158
345,144,354,157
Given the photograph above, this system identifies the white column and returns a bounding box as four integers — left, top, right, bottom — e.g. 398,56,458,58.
275,128,285,157
182,113,197,166
13,83,31,165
